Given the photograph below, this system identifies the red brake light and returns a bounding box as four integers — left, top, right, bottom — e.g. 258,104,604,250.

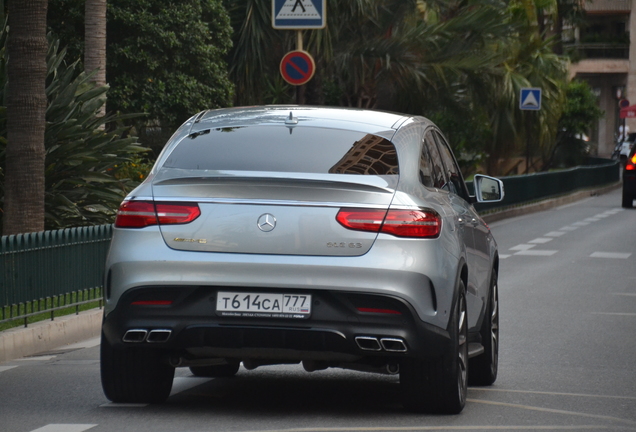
336,208,441,238
130,300,173,306
336,209,385,232
115,201,200,228
626,154,636,170
115,201,157,228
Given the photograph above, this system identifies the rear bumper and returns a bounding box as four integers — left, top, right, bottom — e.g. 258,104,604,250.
101,285,452,362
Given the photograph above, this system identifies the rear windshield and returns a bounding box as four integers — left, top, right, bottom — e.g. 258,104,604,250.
162,126,399,175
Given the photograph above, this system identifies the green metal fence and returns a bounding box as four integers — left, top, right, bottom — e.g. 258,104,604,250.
0,224,112,326
472,159,620,213
0,159,621,328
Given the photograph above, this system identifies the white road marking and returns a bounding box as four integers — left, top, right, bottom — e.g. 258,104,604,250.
593,312,636,317
583,217,601,222
472,387,636,400
469,399,636,426
29,425,97,432
514,250,558,256
16,356,57,361
571,221,590,227
529,238,553,244
509,244,536,251
590,252,632,259
544,231,566,237
0,366,17,373
559,226,579,231
235,426,626,431
170,376,212,396
100,377,213,408
499,254,512,259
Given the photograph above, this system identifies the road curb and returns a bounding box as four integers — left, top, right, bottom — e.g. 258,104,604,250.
0,308,103,363
482,182,622,224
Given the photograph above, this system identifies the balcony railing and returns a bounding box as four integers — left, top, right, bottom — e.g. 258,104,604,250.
566,43,630,59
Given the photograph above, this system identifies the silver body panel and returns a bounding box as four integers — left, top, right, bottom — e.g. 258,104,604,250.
104,106,499,354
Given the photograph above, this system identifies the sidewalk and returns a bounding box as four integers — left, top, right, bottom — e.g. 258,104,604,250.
0,308,103,363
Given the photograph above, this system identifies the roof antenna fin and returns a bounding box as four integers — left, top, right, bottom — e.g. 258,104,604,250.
285,111,298,134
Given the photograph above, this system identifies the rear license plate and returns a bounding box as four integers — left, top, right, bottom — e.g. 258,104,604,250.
216,292,311,319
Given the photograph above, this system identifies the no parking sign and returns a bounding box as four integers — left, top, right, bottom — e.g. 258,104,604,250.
280,50,315,86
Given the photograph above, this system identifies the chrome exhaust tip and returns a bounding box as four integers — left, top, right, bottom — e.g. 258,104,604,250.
380,338,407,353
122,329,148,343
355,336,382,351
147,329,172,343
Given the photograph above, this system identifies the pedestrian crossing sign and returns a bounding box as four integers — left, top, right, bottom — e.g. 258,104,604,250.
520,88,542,110
272,0,326,29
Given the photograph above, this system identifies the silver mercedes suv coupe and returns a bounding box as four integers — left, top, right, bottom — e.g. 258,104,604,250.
100,106,504,414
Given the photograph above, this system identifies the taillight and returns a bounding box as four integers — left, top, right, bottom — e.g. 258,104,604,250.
626,154,636,170
155,202,201,224
115,201,200,228
335,209,386,233
336,208,441,238
115,201,157,228
130,300,173,306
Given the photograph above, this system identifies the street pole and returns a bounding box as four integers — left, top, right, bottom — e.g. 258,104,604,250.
295,30,305,105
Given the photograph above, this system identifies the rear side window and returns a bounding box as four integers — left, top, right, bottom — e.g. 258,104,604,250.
163,126,399,175
433,131,468,200
422,132,446,188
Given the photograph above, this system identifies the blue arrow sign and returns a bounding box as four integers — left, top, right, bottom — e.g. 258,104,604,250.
272,0,326,29
520,88,542,110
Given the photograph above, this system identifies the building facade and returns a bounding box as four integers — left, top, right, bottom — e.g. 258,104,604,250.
567,0,634,156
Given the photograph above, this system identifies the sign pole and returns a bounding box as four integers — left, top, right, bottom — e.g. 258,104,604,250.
272,0,325,104
296,30,303,104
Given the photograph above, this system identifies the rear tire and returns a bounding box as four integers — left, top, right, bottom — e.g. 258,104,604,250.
100,332,174,403
400,283,468,414
189,362,240,378
469,270,499,386
622,189,634,208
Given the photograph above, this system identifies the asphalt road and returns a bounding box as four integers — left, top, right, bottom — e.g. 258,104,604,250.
1,188,635,432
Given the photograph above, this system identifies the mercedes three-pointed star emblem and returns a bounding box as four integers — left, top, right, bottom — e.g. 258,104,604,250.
257,213,277,232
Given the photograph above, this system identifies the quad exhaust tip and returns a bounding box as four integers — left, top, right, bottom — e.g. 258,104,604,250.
147,329,172,343
123,329,172,343
380,338,408,353
355,336,407,353
123,329,148,343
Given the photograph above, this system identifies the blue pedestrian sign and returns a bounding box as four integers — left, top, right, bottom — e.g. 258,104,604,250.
520,88,542,110
272,0,326,29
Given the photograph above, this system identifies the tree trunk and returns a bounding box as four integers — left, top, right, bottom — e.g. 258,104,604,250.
84,0,107,117
4,0,48,235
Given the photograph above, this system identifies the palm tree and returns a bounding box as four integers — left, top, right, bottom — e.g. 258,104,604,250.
475,0,568,175
4,0,48,235
226,0,511,109
84,0,107,118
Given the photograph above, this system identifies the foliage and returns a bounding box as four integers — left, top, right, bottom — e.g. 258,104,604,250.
550,80,604,167
107,0,234,132
0,27,148,231
48,0,235,155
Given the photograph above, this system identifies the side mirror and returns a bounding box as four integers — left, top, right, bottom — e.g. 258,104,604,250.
474,175,504,203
